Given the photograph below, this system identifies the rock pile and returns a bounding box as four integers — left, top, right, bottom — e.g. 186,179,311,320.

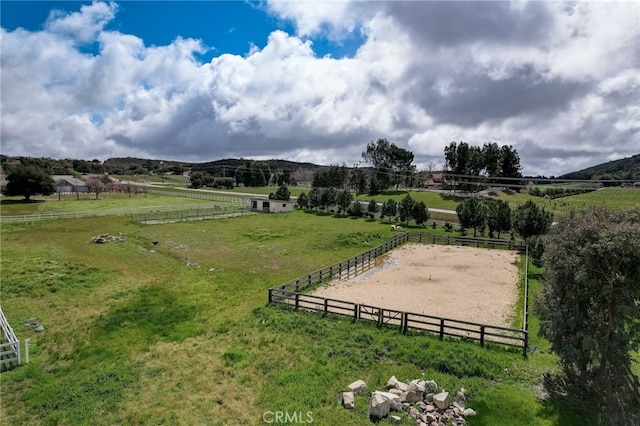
342,377,476,425
91,234,124,244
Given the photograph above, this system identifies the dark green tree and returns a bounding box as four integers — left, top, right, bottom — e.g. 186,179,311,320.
398,194,415,225
4,165,55,201
486,200,512,238
382,199,397,223
512,200,553,241
456,197,487,237
349,167,368,195
272,184,290,201
296,192,309,209
336,189,353,213
412,201,429,227
538,207,640,417
308,187,321,210
362,138,415,190
367,199,378,217
347,200,363,217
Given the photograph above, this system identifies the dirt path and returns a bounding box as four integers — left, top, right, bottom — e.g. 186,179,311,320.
311,243,521,327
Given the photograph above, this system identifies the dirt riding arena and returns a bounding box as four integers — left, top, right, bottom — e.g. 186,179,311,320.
311,243,521,327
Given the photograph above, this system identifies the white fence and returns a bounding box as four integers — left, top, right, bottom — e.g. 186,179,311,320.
0,307,21,368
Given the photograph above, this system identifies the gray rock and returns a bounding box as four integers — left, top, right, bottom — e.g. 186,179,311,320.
405,390,424,403
342,392,354,410
408,407,421,419
373,391,402,411
348,379,367,394
462,408,476,417
424,393,435,402
386,375,398,389
369,392,391,419
34,325,45,332
416,400,428,411
433,392,452,410
395,381,408,392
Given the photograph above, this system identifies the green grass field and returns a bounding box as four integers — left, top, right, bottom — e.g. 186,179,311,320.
1,207,604,425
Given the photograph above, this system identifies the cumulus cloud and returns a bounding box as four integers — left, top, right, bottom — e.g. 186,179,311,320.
1,0,638,176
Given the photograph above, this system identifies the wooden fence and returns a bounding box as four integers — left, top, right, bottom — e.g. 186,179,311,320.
268,232,529,355
145,188,248,205
269,289,528,355
0,307,21,369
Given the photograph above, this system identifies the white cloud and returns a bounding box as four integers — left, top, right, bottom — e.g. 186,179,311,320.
1,1,638,176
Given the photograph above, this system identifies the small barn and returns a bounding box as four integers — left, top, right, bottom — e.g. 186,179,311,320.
249,198,295,213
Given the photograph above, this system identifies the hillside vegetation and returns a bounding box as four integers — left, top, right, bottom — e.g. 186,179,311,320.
558,153,640,181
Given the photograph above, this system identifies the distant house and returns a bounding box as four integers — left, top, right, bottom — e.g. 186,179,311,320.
424,171,445,188
52,175,88,193
249,198,295,213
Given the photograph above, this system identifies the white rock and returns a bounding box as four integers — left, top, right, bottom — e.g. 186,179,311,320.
369,392,391,419
373,391,402,411
342,392,354,409
386,375,399,389
433,392,452,410
348,379,367,394
462,408,477,417
389,415,402,423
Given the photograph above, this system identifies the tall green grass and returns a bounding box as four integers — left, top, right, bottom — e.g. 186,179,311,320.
0,211,594,424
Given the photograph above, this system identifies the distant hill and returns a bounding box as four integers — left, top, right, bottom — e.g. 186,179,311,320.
559,154,640,182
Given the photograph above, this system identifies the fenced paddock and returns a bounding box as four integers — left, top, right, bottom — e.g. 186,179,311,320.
131,204,254,224
268,233,529,355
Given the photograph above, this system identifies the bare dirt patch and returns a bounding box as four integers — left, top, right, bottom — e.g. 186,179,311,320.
311,243,520,327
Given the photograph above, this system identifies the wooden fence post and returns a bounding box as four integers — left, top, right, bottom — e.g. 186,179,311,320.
268,288,272,304
378,309,383,328
523,331,528,358
439,318,445,340
480,326,485,347
295,293,300,311
324,299,328,316
354,304,359,321
401,312,408,334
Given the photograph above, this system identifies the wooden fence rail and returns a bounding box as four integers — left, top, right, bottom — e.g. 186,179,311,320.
269,288,528,355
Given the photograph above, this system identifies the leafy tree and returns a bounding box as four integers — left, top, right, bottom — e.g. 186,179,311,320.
347,200,363,217
482,142,502,177
4,165,55,201
456,197,487,237
512,200,553,241
362,138,414,190
368,176,381,195
308,187,321,210
336,189,353,213
538,207,640,415
349,167,368,195
296,192,309,209
85,176,106,199
412,201,429,227
319,187,337,210
312,164,348,189
382,199,397,223
499,144,522,184
367,199,378,217
486,200,512,238
398,194,415,225
270,184,290,201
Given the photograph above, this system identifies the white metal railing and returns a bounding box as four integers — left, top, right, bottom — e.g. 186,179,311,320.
0,306,20,367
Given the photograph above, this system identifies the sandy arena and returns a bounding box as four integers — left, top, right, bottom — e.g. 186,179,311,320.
311,243,521,327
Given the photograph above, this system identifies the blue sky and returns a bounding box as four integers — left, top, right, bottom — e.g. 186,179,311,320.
1,1,639,176
1,1,364,61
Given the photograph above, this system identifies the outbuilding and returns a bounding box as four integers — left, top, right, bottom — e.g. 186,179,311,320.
249,198,295,213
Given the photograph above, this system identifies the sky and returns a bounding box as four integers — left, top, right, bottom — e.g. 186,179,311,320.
1,1,639,177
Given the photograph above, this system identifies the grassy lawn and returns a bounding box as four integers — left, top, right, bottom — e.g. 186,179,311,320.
0,193,222,216
1,209,601,425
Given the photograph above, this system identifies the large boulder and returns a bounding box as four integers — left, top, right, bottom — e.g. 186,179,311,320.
348,379,367,394
369,392,391,419
374,391,402,411
433,392,452,410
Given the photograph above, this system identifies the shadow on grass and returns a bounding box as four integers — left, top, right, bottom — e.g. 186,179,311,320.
538,373,640,426
0,199,45,204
